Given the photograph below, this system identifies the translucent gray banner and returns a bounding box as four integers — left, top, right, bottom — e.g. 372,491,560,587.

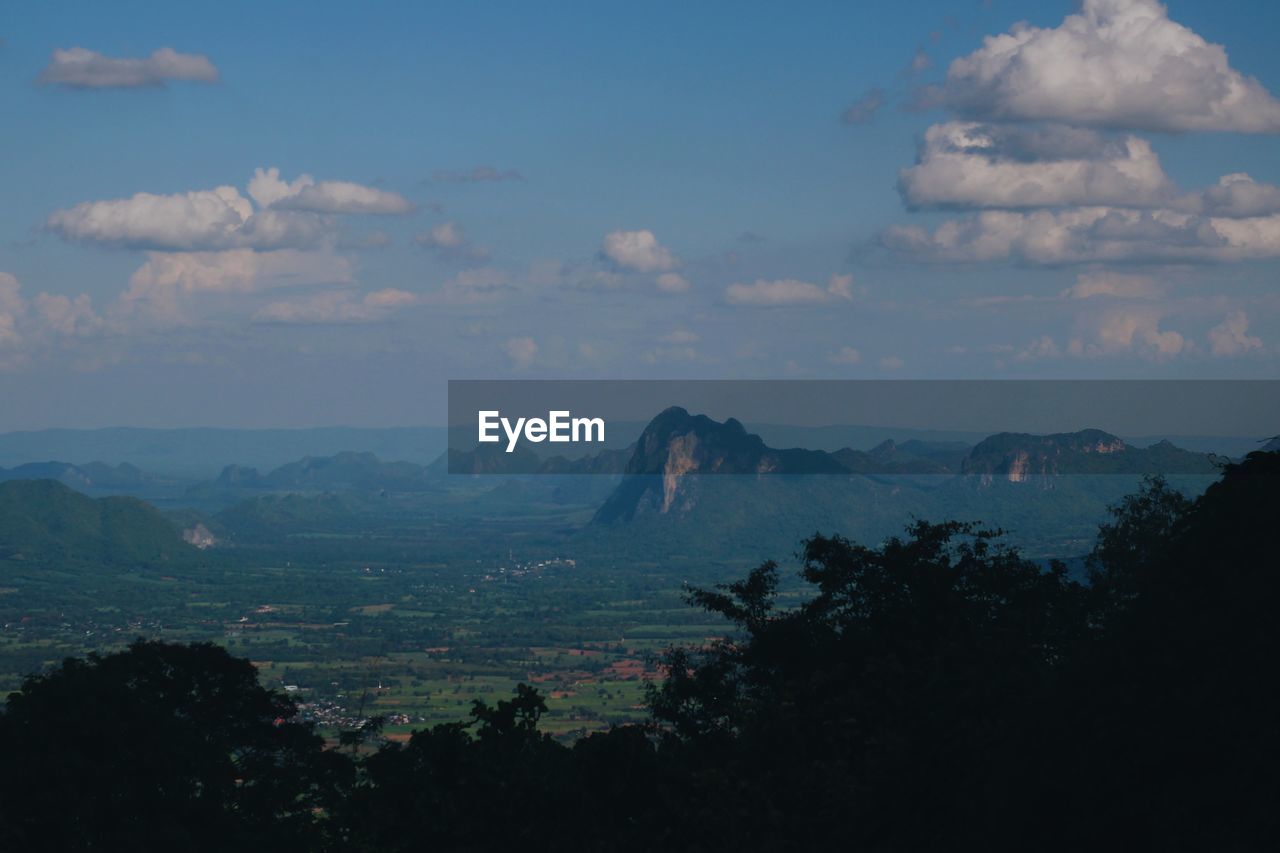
446,379,1279,475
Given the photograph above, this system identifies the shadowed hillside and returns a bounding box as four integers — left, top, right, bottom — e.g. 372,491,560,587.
0,480,193,568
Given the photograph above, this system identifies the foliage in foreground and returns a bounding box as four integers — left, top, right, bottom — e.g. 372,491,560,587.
1,452,1278,851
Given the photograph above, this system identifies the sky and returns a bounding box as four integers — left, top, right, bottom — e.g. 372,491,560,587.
2,0,1279,429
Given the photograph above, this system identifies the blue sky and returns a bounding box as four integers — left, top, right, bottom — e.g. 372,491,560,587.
2,0,1279,428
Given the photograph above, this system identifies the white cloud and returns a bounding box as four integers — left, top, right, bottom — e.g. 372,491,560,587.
48,186,268,251
656,272,690,293
123,249,354,323
0,273,104,364
39,47,219,89
1196,173,1280,217
828,346,862,365
1208,310,1262,356
1085,307,1188,360
934,0,1280,133
1016,335,1062,361
252,288,417,325
248,167,413,215
414,222,490,263
882,207,1280,264
899,122,1176,210
826,274,855,299
504,336,538,369
601,230,677,272
48,169,412,252
33,293,101,337
725,274,854,306
1062,271,1164,299
879,355,905,370
362,288,418,308
1017,310,1189,362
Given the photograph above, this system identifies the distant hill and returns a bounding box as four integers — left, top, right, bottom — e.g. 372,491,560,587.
0,480,193,567
0,461,176,496
213,493,362,542
0,427,450,478
961,430,1222,480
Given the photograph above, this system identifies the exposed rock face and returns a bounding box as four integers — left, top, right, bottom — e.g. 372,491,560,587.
594,407,846,522
182,523,217,549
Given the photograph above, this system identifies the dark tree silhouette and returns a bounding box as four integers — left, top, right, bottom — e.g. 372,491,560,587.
0,640,350,852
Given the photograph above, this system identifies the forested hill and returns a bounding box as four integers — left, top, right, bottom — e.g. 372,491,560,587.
0,479,192,568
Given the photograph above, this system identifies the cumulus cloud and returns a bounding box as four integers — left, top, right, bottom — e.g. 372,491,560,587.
899,122,1177,210
33,293,101,336
1196,173,1280,217
932,0,1280,133
842,88,886,125
601,230,678,273
724,274,855,306
39,47,219,89
1016,307,1188,362
504,336,538,369
882,207,1280,264
247,167,413,215
1208,310,1263,356
1062,271,1164,299
49,186,263,251
879,356,905,370
253,288,417,325
0,272,104,366
431,166,524,183
1089,307,1187,360
414,222,490,263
